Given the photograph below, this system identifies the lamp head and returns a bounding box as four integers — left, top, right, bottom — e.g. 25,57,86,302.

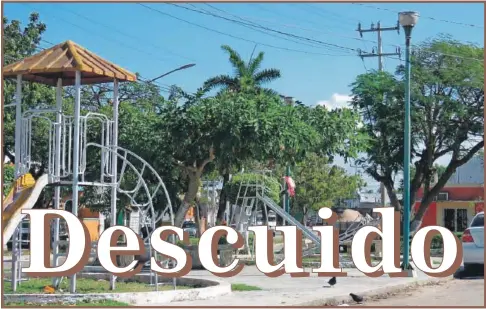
399,11,419,28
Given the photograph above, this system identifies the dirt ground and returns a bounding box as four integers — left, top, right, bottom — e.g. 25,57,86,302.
356,278,484,307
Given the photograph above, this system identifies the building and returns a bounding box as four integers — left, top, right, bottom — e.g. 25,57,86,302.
413,156,484,232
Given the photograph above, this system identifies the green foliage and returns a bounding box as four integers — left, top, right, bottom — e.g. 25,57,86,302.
231,283,262,291
3,13,56,173
296,104,369,162
292,153,365,211
350,35,484,227
3,164,15,198
175,236,228,247
226,172,281,205
203,45,281,95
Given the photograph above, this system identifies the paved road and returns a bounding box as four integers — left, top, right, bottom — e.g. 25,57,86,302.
360,277,484,307
155,265,442,306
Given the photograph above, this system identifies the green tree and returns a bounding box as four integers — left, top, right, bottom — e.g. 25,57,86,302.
203,45,281,95
3,13,54,174
350,35,484,231
3,164,15,198
291,153,365,211
158,90,319,228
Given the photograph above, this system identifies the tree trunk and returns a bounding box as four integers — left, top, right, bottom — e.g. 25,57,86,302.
216,172,230,222
194,204,201,237
173,174,200,228
410,195,435,233
384,182,401,212
173,148,216,228
198,201,208,235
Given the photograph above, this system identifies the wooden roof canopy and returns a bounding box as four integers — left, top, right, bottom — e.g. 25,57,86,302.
3,40,137,86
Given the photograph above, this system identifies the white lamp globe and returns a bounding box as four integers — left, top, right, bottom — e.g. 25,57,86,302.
399,11,419,27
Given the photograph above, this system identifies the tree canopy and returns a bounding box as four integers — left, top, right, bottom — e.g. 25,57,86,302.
350,35,484,231
203,45,281,96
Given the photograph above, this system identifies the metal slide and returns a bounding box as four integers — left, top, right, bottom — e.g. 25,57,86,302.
257,194,321,246
2,174,49,246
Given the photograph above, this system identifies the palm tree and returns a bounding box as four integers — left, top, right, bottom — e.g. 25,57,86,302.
203,45,281,95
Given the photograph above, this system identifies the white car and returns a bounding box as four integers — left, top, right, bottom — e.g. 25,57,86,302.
462,211,484,274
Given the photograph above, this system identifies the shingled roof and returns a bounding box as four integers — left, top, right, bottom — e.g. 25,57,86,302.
3,40,137,86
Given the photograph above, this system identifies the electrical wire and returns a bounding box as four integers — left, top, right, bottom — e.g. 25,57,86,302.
21,3,170,65
138,3,356,57
201,3,377,45
202,3,484,63
294,3,357,30
168,3,358,54
53,4,196,63
188,4,330,51
353,3,484,29
169,3,483,63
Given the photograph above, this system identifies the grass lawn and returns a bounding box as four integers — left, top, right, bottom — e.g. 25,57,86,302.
231,283,262,291
4,277,190,294
4,300,130,307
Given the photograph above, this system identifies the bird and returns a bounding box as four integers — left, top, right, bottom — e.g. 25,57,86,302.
349,293,364,304
328,276,337,287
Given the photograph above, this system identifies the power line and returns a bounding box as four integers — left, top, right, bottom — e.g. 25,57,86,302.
138,3,356,57
22,3,170,65
212,3,484,63
357,21,402,71
169,3,358,54
188,4,330,51
170,3,484,63
353,3,484,29
201,3,379,46
53,4,195,63
292,3,358,30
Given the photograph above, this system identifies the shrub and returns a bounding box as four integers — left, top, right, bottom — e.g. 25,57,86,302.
176,236,228,247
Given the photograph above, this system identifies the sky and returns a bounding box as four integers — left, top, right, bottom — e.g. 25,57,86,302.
3,2,484,197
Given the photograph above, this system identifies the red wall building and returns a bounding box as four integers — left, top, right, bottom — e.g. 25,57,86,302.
413,156,484,231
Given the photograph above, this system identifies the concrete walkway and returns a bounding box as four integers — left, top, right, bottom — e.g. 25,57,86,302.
159,265,447,306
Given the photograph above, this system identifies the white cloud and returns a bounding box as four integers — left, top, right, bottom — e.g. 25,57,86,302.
316,93,353,110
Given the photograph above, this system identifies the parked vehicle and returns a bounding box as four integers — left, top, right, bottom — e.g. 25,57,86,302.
462,211,484,275
182,220,197,238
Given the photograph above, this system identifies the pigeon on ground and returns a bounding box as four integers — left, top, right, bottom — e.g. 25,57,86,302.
349,293,364,304
328,276,337,287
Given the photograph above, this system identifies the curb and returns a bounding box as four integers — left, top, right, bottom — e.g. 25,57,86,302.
295,276,452,306
4,277,232,306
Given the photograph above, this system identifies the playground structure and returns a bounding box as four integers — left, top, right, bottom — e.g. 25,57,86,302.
2,40,175,293
228,170,382,260
2,40,383,298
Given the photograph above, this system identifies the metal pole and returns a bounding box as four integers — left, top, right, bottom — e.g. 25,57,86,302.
402,25,413,271
70,71,81,293
284,165,291,223
15,75,22,178
11,227,19,291
110,79,119,290
376,23,386,207
52,78,62,287
377,21,383,71
282,176,286,226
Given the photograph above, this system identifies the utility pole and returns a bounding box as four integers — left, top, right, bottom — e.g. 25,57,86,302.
357,21,402,207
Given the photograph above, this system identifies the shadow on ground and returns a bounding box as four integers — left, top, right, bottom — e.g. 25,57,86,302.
453,266,484,280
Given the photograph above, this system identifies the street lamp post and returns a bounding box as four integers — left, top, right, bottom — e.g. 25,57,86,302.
149,63,196,83
399,11,419,273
